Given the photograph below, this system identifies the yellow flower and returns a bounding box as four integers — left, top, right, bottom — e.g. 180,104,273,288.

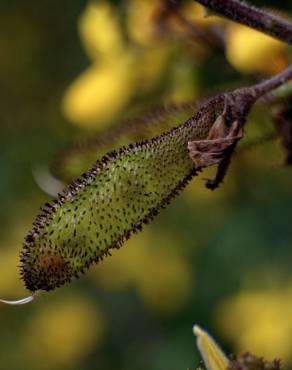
91,230,192,314
62,56,134,129
78,1,124,60
127,0,160,45
193,325,229,370
22,296,105,367
62,0,175,129
226,24,287,75
62,1,135,129
216,284,292,364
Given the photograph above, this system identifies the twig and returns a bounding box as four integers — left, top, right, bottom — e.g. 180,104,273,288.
211,64,292,128
196,63,292,189
253,64,292,96
193,0,292,45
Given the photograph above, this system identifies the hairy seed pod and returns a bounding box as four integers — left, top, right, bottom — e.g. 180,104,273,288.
20,97,225,292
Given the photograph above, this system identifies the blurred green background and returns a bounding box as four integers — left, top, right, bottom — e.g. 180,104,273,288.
1,1,292,369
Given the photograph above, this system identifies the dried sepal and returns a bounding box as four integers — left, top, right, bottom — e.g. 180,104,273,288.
228,353,282,370
188,116,243,168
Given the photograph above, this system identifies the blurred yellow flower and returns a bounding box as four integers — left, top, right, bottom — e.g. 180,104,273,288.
127,0,160,46
137,46,170,92
62,56,134,129
216,285,292,364
62,1,136,129
92,230,193,314
136,245,192,314
22,297,105,368
79,1,124,61
226,24,288,75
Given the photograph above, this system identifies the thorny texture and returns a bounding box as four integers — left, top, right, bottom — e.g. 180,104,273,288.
194,0,292,45
228,353,282,370
20,95,225,292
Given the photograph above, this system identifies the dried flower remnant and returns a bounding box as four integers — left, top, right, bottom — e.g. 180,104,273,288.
228,353,282,370
188,116,243,168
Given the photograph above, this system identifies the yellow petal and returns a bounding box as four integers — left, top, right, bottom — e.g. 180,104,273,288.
216,285,292,364
193,325,229,370
226,24,287,75
79,1,123,60
127,0,159,45
62,56,134,129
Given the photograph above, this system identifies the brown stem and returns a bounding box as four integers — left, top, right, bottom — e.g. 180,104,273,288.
194,0,292,45
253,64,292,96
217,64,292,128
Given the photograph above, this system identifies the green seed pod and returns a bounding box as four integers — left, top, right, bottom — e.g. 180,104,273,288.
20,97,224,292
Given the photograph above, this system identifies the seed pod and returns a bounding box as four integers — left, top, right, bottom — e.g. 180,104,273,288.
20,97,223,292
